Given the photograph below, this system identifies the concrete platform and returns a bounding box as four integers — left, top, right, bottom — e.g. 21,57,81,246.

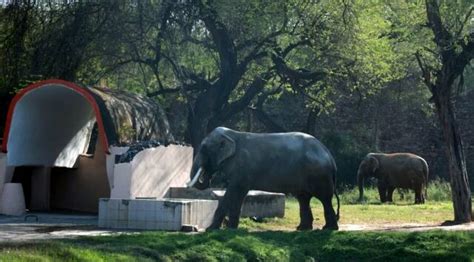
168,187,285,218
98,198,218,231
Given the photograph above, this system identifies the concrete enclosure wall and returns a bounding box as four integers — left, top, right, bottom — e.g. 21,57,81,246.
111,145,193,199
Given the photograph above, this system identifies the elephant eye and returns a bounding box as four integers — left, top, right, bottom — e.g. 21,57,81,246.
219,141,225,148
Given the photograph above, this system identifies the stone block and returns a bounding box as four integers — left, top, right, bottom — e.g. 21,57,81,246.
168,187,285,218
98,198,218,231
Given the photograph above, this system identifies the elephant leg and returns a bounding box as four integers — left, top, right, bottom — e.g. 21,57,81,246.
421,185,426,204
296,193,313,230
377,183,387,203
387,187,395,202
226,189,248,229
207,187,248,231
414,185,423,204
207,199,228,231
318,195,338,230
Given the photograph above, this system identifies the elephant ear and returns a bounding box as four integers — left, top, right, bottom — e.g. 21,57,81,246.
369,155,380,173
216,133,236,166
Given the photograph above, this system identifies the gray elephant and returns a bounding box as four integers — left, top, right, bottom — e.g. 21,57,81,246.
188,127,340,231
357,153,429,204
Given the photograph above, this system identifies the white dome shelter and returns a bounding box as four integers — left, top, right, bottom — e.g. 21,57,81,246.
0,79,192,213
7,82,100,168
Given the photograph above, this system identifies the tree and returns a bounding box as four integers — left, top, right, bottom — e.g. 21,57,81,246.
416,0,474,223
91,0,359,149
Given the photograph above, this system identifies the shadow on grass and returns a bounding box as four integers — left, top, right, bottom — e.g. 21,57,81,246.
0,229,473,261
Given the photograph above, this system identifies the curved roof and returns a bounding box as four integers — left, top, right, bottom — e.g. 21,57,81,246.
1,79,173,154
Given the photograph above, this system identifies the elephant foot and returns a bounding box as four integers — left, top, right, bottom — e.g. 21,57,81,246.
322,223,339,230
296,224,313,231
205,226,220,232
205,223,222,232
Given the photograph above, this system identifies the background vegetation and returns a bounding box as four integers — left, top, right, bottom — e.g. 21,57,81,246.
1,0,474,203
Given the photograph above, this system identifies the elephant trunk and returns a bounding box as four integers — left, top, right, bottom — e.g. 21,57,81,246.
187,168,202,188
358,171,364,202
188,152,209,190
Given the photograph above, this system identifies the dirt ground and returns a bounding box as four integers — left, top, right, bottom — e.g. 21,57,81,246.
0,213,473,243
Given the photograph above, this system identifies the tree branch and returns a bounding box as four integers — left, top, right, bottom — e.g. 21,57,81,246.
425,0,455,59
248,86,286,132
249,106,287,133
215,74,271,122
455,6,474,39
415,51,434,92
272,53,326,81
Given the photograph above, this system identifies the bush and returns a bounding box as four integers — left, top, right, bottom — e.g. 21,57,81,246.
427,178,451,202
321,131,372,187
338,185,381,205
338,179,452,204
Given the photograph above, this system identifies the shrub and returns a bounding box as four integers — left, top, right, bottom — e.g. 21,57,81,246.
338,179,452,204
427,178,451,202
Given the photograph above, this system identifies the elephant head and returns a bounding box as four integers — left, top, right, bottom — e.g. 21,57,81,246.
357,154,379,201
188,127,236,189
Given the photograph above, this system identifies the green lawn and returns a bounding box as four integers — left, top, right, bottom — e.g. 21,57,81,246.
1,230,473,261
239,198,454,231
0,183,472,261
240,182,455,231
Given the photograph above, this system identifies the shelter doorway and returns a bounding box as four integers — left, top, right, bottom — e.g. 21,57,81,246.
4,82,110,213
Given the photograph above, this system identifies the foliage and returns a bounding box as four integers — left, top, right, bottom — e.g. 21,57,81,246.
428,178,453,202
0,0,415,145
1,1,474,190
340,179,452,204
321,131,372,186
0,226,473,261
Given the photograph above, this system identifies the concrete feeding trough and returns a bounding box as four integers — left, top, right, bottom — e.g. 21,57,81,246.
168,187,285,218
98,198,218,231
98,187,285,231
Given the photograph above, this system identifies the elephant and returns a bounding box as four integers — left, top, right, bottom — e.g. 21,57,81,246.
357,153,429,204
188,127,340,231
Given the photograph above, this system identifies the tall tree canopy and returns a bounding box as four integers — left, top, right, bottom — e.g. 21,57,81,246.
1,0,474,222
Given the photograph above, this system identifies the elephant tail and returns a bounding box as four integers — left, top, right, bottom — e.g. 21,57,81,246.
335,187,340,221
421,158,429,200
332,160,340,221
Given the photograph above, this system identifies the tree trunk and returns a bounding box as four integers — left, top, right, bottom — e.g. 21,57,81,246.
186,87,220,155
304,107,319,136
434,92,472,223
187,111,210,155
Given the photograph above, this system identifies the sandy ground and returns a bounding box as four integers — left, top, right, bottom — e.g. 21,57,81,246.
0,213,473,243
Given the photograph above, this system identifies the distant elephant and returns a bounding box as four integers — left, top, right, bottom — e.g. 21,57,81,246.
357,153,429,204
188,127,340,231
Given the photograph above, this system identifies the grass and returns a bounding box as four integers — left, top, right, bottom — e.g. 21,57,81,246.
238,198,454,232
0,180,473,261
1,230,473,261
340,178,452,204
240,179,455,231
